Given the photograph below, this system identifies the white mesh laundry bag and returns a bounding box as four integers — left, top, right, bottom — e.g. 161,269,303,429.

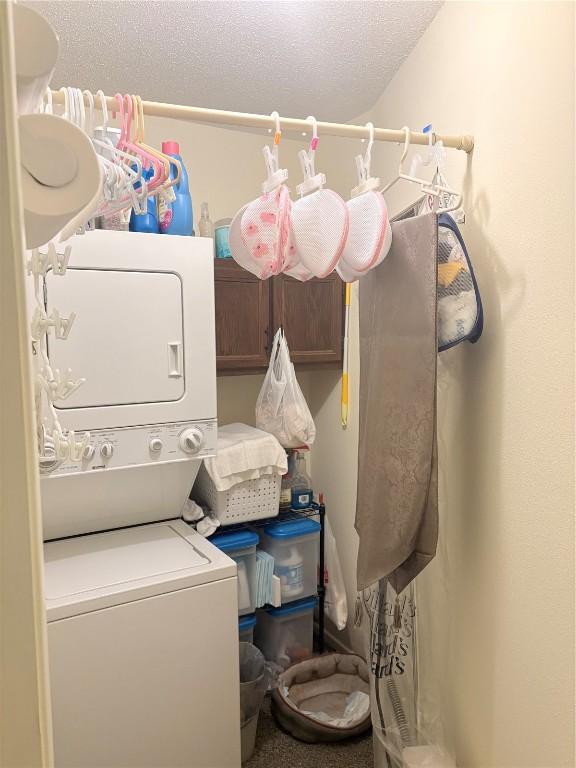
336,125,393,281
340,191,392,274
229,204,253,270
282,223,314,281
290,125,349,279
292,189,349,278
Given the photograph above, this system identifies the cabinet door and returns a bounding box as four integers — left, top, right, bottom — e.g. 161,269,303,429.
272,273,344,366
214,260,270,372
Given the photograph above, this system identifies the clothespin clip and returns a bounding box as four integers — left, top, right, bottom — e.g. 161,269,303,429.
351,122,380,197
262,111,288,194
52,430,70,461
27,243,72,278
296,116,326,197
39,365,85,401
30,307,48,341
68,430,91,462
51,244,72,275
50,308,76,340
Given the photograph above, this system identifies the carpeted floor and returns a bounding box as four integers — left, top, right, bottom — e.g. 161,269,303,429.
246,695,373,767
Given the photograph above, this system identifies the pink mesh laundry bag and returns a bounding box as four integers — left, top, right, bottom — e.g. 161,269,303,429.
239,184,293,279
230,117,294,279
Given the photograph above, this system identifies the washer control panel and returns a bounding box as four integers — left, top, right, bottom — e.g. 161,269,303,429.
43,419,217,476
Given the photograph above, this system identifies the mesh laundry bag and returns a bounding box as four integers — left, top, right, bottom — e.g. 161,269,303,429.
284,225,314,281
340,191,392,274
229,204,254,271
239,185,293,279
291,129,349,279
436,213,483,351
230,126,293,279
292,188,349,278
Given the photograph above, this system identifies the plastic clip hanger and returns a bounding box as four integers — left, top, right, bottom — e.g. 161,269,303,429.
382,126,462,206
27,243,71,277
50,429,90,462
262,111,288,194
31,307,76,341
38,364,85,401
351,122,380,198
296,115,326,197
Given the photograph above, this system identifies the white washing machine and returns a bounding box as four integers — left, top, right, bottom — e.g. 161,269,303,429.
45,520,240,768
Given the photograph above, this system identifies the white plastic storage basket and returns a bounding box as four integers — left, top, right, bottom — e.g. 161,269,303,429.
194,464,281,524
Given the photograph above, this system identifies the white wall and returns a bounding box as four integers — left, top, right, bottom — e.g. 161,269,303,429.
311,3,575,767
151,12,576,763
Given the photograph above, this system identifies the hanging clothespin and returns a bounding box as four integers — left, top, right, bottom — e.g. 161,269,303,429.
296,116,326,197
27,243,72,279
52,430,70,461
351,122,380,198
38,365,85,402
262,111,288,194
32,307,76,340
67,430,91,462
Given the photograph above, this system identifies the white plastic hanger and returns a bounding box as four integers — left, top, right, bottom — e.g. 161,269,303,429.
262,111,288,194
351,122,380,197
382,126,461,206
296,115,326,197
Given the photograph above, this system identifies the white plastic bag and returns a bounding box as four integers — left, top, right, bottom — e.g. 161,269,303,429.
324,517,348,630
256,329,316,448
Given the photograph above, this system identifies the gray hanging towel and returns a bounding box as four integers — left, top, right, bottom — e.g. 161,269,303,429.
355,213,438,594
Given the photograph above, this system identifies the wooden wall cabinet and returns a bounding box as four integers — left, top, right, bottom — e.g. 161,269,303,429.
214,260,344,374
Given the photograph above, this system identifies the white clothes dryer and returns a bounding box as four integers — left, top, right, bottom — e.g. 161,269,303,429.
39,230,217,540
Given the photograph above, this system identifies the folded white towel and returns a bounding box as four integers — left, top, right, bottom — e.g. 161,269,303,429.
203,423,288,492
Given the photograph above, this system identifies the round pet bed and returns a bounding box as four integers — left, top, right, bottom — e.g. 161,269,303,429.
271,653,371,743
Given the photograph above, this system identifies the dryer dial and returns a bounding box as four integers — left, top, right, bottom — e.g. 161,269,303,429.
179,427,204,454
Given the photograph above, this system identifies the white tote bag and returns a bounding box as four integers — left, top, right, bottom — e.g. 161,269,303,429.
255,329,316,448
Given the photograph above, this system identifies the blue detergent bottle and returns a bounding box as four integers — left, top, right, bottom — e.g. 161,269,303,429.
158,141,193,235
129,166,159,234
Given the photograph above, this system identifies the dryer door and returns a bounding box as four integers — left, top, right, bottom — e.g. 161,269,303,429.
46,268,185,409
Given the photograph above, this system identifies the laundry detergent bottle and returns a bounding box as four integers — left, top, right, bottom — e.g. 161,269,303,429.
129,166,159,233
158,141,193,235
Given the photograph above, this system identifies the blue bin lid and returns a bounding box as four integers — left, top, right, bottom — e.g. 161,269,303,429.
238,614,257,630
263,517,320,540
267,596,317,618
211,529,259,553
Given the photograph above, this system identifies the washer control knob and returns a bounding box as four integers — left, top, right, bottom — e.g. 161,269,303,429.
149,438,163,453
179,427,204,454
83,444,95,461
100,442,114,459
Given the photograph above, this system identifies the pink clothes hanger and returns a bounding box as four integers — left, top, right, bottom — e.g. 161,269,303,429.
114,93,164,192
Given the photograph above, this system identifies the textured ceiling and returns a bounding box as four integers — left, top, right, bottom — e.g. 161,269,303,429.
26,0,441,122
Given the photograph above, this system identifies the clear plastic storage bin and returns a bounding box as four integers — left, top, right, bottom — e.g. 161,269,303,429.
260,517,321,604
211,530,259,616
255,597,317,668
238,614,257,645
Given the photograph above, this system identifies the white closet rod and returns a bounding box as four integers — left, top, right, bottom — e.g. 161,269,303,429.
50,90,475,153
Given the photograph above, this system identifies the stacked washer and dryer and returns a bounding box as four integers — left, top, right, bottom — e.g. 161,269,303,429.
39,231,241,767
